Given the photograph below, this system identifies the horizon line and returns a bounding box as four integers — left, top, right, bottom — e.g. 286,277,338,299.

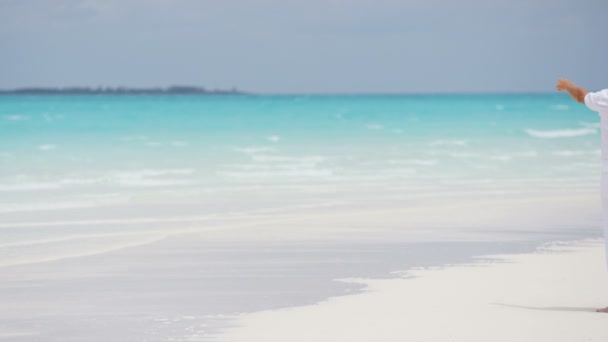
0,86,559,96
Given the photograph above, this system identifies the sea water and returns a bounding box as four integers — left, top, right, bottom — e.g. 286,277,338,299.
0,94,602,266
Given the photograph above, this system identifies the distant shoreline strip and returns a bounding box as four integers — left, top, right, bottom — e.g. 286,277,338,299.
0,86,245,95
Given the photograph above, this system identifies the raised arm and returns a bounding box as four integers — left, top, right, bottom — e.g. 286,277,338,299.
556,78,587,104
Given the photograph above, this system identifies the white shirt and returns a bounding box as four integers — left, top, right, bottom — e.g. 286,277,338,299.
585,89,608,113
585,89,608,269
585,90,608,162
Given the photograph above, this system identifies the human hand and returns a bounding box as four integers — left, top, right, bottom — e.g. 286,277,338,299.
556,78,573,91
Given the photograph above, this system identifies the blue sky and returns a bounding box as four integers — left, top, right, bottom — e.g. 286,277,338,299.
0,0,607,93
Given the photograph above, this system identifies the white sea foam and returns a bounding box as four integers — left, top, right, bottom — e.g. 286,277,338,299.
0,177,105,192
448,152,477,158
112,168,195,187
366,124,383,130
552,150,601,157
42,113,64,122
251,155,326,164
578,121,601,129
61,177,100,185
116,169,195,177
233,146,276,154
429,139,468,147
489,155,512,162
3,114,29,121
513,151,538,157
0,169,196,192
223,153,331,179
551,104,570,111
226,164,327,174
0,201,97,213
120,135,149,141
38,144,56,151
116,178,192,187
388,159,438,166
552,150,585,157
525,128,597,138
0,182,62,191
129,139,190,147
220,169,333,179
266,135,281,143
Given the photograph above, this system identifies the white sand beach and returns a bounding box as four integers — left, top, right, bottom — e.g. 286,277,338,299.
0,196,604,341
215,239,608,342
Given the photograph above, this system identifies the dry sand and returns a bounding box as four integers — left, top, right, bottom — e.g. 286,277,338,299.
215,239,608,342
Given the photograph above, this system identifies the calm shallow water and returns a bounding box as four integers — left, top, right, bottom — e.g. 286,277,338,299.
0,94,601,263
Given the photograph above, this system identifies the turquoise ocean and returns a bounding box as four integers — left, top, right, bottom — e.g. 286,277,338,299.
0,94,603,266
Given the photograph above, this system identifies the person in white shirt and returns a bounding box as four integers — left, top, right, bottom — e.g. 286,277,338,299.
557,78,608,313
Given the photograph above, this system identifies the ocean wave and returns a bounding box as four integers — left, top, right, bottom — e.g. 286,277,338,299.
226,164,324,171
552,149,601,157
578,121,601,129
513,151,538,157
42,113,64,122
487,151,537,161
223,155,330,179
489,155,512,162
551,104,570,111
0,169,196,192
233,146,276,154
429,139,468,147
366,124,384,130
388,159,438,166
112,168,195,187
266,135,281,143
114,169,195,178
115,179,192,187
3,115,29,121
0,182,62,191
250,155,326,164
219,169,333,179
0,176,104,191
38,144,57,151
139,140,190,148
448,152,477,158
119,135,149,141
525,128,597,138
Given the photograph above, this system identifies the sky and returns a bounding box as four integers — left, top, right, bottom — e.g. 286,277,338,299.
0,0,607,94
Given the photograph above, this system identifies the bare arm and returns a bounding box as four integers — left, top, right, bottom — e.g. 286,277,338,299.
556,78,587,104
